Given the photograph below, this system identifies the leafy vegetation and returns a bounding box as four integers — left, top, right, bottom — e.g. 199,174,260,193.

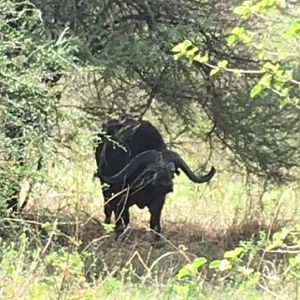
171,0,300,182
26,0,299,183
0,0,299,299
0,0,76,212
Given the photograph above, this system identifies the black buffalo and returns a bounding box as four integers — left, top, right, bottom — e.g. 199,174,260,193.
95,116,215,239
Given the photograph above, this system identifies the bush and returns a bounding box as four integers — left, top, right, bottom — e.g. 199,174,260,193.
0,0,75,212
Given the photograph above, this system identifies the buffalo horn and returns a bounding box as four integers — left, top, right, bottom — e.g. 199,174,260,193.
162,150,215,183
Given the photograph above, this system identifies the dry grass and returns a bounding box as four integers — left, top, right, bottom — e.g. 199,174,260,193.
6,203,282,287
1,146,299,299
14,147,298,284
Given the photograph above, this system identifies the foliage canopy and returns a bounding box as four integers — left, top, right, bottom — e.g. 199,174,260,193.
1,0,300,211
32,0,300,182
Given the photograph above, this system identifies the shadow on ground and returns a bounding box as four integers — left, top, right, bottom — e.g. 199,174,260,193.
0,209,281,283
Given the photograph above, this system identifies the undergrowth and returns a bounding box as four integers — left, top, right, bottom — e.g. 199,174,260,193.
0,207,299,299
0,138,299,299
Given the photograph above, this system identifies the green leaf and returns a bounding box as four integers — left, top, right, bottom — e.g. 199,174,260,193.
242,31,254,44
263,62,279,73
182,39,193,49
102,223,115,233
209,259,232,271
281,88,290,97
233,5,252,19
258,49,266,60
227,35,237,47
267,227,290,250
171,43,185,53
186,47,199,60
228,26,253,44
219,259,232,271
210,67,220,76
193,257,208,269
218,60,228,69
224,247,244,259
255,0,279,12
289,255,300,267
231,26,246,37
273,228,290,241
267,239,283,251
174,53,184,61
193,54,209,63
287,20,300,39
209,260,221,269
177,257,207,279
177,267,192,279
250,84,264,98
258,73,272,88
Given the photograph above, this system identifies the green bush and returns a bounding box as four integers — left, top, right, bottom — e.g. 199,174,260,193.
0,0,75,212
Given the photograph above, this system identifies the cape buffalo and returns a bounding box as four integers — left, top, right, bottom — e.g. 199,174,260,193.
95,116,215,239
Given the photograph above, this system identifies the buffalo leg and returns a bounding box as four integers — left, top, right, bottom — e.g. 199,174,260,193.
149,197,166,240
103,188,114,224
114,200,130,239
104,200,113,224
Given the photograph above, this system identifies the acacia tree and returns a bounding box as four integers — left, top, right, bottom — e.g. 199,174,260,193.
0,1,75,211
31,0,300,183
172,0,300,181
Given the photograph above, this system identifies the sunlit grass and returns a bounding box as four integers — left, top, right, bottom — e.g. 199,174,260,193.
37,142,299,232
2,135,299,300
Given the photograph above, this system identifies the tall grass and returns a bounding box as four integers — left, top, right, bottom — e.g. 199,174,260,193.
1,133,299,300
